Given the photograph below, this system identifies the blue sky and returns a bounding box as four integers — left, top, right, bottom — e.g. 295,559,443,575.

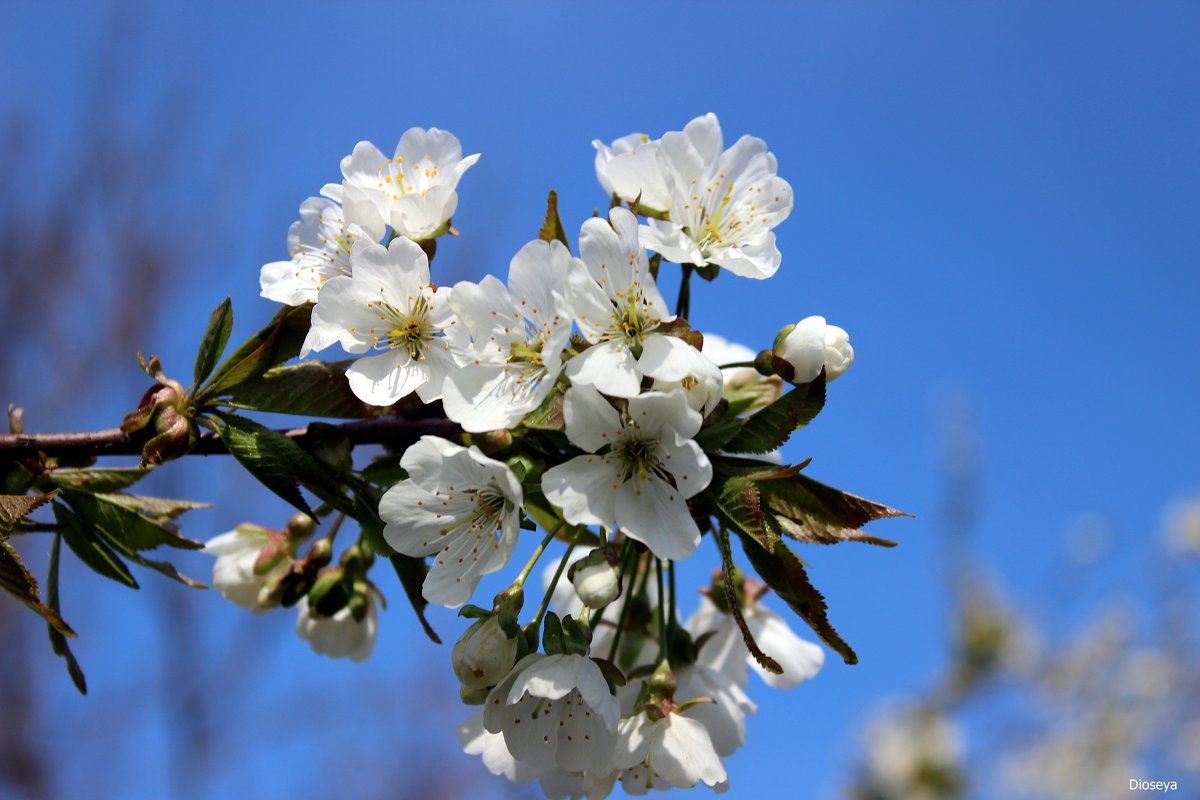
3,2,1199,798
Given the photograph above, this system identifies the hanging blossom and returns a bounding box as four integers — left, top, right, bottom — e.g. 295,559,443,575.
685,594,825,689
639,113,793,280
295,596,378,662
484,652,621,775
301,236,468,406
203,524,288,612
593,132,671,216
339,127,480,242
378,436,523,608
612,706,728,793
259,194,373,306
443,239,577,432
566,207,706,398
541,387,712,560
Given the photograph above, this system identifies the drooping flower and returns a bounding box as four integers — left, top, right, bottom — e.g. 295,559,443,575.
457,710,542,785
685,594,825,689
611,707,728,792
259,194,372,306
567,545,623,610
541,387,712,561
593,132,671,216
640,113,793,280
673,663,756,757
203,524,289,613
443,239,576,432
338,127,479,242
566,207,704,398
484,653,621,775
301,236,468,406
772,315,854,384
295,594,378,662
378,436,523,608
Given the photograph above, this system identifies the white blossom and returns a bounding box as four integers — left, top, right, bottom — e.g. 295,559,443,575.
295,596,377,662
379,436,523,608
338,127,479,242
541,387,712,560
453,615,520,690
568,547,622,610
457,710,541,785
443,239,576,432
203,525,285,613
612,709,727,791
485,653,621,775
685,595,824,689
593,132,671,215
566,207,701,398
773,315,854,384
301,236,468,406
674,663,756,756
650,345,723,418
640,113,793,280
259,194,372,306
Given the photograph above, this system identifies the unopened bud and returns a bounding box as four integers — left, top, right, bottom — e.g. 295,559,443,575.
453,615,520,690
305,538,334,569
460,684,490,706
568,545,623,609
308,565,350,617
772,315,853,385
286,513,316,541
348,578,371,623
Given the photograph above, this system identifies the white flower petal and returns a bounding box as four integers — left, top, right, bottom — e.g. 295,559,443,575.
562,385,623,452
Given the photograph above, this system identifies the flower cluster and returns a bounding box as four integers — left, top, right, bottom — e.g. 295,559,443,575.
201,114,896,797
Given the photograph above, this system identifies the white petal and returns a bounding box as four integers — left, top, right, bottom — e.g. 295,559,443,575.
611,714,653,770
564,342,641,399
345,351,428,405
542,456,620,531
562,385,623,452
615,475,701,560
651,715,726,789
748,606,825,688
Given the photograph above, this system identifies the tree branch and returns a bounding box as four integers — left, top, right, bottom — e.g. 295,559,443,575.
0,415,462,459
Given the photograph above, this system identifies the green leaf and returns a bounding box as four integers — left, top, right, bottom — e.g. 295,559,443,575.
538,190,571,253
0,537,75,635
119,550,207,589
721,375,826,455
204,414,318,516
360,455,407,487
738,532,859,665
54,503,138,589
713,527,782,674
204,303,312,396
0,491,56,536
757,472,908,547
47,534,87,694
47,467,151,493
389,554,441,644
226,360,372,419
61,489,203,551
521,381,566,432
97,493,211,521
193,297,234,385
353,488,394,556
708,462,780,554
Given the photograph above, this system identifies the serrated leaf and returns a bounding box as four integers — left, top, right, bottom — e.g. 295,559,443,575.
97,493,211,521
53,503,138,589
713,527,782,674
47,534,87,694
204,414,317,516
120,551,207,589
226,360,372,419
538,190,571,252
204,303,312,396
47,468,151,493
709,464,778,554
0,492,56,535
61,489,203,551
194,297,234,385
721,375,826,455
389,554,441,644
757,472,908,547
0,538,75,635
738,532,858,665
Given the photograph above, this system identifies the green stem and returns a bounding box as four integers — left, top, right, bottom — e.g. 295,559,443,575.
668,559,677,635
532,527,581,627
325,512,347,544
608,548,650,663
676,263,694,319
717,360,756,370
656,558,668,662
514,519,565,588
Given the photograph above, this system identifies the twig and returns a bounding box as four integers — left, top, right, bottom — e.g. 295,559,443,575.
0,415,462,459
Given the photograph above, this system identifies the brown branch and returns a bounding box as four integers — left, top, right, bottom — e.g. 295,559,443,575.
0,415,463,459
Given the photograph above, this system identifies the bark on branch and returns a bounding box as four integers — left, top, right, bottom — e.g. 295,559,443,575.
0,416,462,459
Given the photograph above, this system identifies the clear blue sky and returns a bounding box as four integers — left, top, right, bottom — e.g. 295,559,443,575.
3,2,1198,798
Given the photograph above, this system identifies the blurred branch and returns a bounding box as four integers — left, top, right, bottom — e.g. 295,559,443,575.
0,415,462,458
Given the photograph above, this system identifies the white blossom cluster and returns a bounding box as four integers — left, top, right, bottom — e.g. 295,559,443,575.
206,114,861,795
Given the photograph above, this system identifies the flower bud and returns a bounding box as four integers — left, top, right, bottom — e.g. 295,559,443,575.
567,545,623,609
286,512,316,541
772,315,854,384
452,615,520,690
